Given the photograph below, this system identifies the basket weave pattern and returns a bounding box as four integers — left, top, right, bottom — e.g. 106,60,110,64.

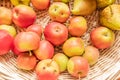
0,0,120,80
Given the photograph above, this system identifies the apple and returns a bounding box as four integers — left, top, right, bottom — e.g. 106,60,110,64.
35,59,60,80
0,30,13,55
83,46,100,66
31,0,50,10
48,2,70,23
17,52,37,70
10,0,30,6
12,5,36,28
0,7,12,25
26,24,43,36
0,25,17,37
68,16,87,37
53,0,70,3
33,40,54,60
44,22,68,46
62,37,85,57
90,27,115,49
53,53,69,72
14,32,40,52
11,43,21,56
67,56,89,78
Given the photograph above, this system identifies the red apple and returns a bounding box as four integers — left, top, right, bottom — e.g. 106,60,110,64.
62,37,85,57
68,16,87,36
83,46,100,66
26,24,43,36
33,40,54,60
17,52,37,70
90,27,115,49
48,2,70,23
31,0,50,10
0,30,13,55
44,22,68,46
12,5,36,28
35,59,60,80
14,32,40,52
67,56,89,78
0,7,12,25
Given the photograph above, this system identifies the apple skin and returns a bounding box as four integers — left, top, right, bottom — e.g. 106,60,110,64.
33,40,54,60
31,0,50,10
53,53,69,72
12,5,36,28
35,59,60,80
44,22,68,46
14,32,40,52
53,0,70,3
67,56,89,78
90,27,115,49
0,25,17,37
26,24,43,37
10,0,30,6
0,7,12,25
0,30,13,55
48,2,70,23
17,53,37,70
83,46,100,66
62,37,85,57
68,16,87,37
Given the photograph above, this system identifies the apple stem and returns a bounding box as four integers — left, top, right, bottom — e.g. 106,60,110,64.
47,60,53,67
29,51,32,56
79,74,81,80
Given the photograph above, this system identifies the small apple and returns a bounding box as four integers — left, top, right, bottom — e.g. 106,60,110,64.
14,32,40,52
53,0,70,3
44,22,68,46
0,30,13,55
62,37,85,57
33,40,54,60
17,52,37,70
67,56,89,78
12,5,36,28
35,59,60,80
48,2,70,23
26,24,43,36
0,7,12,25
68,16,87,37
0,25,17,37
10,0,30,6
90,27,115,49
53,53,69,72
83,46,100,66
31,0,50,10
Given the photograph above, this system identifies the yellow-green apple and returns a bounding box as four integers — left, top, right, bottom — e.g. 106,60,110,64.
48,2,70,23
71,0,96,16
83,46,100,66
62,37,85,57
90,27,115,49
0,7,12,25
26,24,43,36
12,5,36,28
44,22,68,46
31,0,50,10
67,56,89,78
17,52,37,70
53,0,70,3
68,16,87,37
35,59,60,80
53,53,69,73
10,0,30,6
0,25,17,37
33,40,54,60
0,30,13,55
14,32,40,52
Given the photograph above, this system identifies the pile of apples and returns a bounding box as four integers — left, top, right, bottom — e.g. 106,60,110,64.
0,0,117,80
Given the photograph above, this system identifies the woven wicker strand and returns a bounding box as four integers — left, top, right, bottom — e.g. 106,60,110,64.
0,0,120,80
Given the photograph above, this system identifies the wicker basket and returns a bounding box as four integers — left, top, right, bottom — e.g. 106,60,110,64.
0,0,120,80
